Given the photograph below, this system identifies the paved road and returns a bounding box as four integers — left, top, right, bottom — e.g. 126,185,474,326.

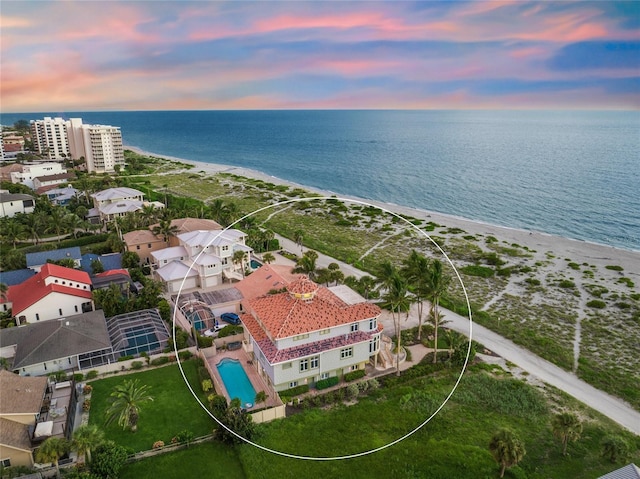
272,233,640,436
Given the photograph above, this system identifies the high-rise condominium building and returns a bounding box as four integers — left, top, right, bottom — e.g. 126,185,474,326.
67,119,125,173
30,117,70,160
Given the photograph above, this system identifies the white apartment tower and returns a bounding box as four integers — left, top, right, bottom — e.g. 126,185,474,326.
30,117,71,160
67,119,125,173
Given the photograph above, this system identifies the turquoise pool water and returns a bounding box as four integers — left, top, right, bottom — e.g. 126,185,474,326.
216,358,257,408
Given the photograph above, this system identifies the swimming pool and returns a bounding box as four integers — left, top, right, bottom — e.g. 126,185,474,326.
216,358,257,408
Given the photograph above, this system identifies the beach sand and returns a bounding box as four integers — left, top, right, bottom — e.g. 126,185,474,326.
127,145,640,279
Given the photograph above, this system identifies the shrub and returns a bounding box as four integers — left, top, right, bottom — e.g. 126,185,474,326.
178,350,193,360
150,356,170,366
218,325,244,338
86,370,98,380
344,369,366,382
525,278,541,286
201,379,213,392
83,384,93,395
605,265,624,271
117,355,134,362
316,376,339,390
367,379,379,391
461,265,494,278
130,361,144,370
198,367,211,383
587,300,606,309
279,384,309,397
82,399,91,412
346,383,360,399
197,335,214,348
72,373,84,382
152,440,165,449
558,280,575,288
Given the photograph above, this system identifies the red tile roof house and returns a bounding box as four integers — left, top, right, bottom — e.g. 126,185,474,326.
238,272,383,393
3,263,94,325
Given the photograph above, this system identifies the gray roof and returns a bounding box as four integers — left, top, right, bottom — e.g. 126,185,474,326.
173,288,243,306
26,246,82,267
599,464,640,479
0,268,36,286
1,310,112,370
0,192,34,203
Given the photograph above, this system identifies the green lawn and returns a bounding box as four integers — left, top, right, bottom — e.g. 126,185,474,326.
115,364,639,479
88,360,214,452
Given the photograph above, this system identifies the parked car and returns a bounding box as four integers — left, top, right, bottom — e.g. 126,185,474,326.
203,321,227,337
220,312,241,325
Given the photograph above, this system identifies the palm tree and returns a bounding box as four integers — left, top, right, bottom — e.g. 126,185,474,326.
428,259,451,363
152,219,179,245
552,412,582,456
402,250,431,340
139,204,158,226
104,379,154,432
489,428,526,478
293,229,304,250
601,435,630,463
443,328,463,360
262,229,275,252
292,250,319,280
382,272,411,376
208,199,226,224
358,275,376,300
24,212,47,244
0,283,8,302
35,437,69,478
71,424,104,464
262,252,275,264
46,208,68,242
232,250,248,277
375,260,398,295
0,219,25,248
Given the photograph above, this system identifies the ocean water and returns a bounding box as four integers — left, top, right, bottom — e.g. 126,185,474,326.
2,110,638,251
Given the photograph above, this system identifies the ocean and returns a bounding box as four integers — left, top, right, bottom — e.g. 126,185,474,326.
2,110,639,251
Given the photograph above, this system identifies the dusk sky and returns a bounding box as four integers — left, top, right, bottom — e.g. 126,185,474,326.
1,1,639,112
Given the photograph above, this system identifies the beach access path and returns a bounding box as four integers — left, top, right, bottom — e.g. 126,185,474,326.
274,233,640,436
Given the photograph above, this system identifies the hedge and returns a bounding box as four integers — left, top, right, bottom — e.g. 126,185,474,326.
279,384,309,397
150,356,170,366
344,369,366,382
315,376,339,390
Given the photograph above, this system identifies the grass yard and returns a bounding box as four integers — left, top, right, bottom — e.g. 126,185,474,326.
116,364,639,479
88,360,215,452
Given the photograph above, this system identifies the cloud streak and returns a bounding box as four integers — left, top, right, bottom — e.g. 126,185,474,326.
1,1,638,112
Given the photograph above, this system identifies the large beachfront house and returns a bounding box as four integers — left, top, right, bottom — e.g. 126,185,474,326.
89,187,164,224
239,274,383,392
151,228,251,293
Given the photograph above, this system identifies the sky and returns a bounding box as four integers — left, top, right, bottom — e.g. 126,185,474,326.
1,1,639,112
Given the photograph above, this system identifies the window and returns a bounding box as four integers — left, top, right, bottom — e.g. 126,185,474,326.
350,323,359,332
289,381,298,388
147,243,152,248
1,459,10,468
369,318,377,330
340,347,353,359
136,245,141,250
369,336,380,354
299,359,309,372
319,328,330,335
293,334,309,341
320,372,329,380
59,308,63,316
282,362,292,370
75,305,78,312
36,313,40,321
310,356,319,369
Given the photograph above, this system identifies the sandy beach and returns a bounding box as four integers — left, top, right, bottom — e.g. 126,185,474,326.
127,145,640,278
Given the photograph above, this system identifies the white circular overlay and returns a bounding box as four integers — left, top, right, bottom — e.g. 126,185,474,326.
173,196,473,461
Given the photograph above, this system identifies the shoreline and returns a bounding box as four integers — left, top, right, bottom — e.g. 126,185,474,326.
125,145,640,273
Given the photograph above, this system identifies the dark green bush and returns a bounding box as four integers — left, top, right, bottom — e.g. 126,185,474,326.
587,300,606,309
279,384,309,397
178,350,193,360
315,376,339,390
130,361,144,370
218,325,243,338
197,335,214,348
460,265,494,278
117,355,134,362
150,356,170,366
86,370,99,380
73,373,84,382
344,370,366,382
558,280,575,288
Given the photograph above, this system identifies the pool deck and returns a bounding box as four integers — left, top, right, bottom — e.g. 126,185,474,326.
206,347,282,410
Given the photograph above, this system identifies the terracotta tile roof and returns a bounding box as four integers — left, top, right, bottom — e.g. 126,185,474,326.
7,265,92,315
247,278,381,340
242,313,377,363
0,417,32,452
123,229,162,245
95,269,130,278
235,264,302,301
0,370,47,415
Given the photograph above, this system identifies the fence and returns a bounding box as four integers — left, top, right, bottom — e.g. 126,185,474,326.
83,347,198,378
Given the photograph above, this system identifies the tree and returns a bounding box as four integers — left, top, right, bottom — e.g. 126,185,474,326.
208,199,226,224
382,272,411,376
0,219,25,248
35,437,70,479
427,259,451,363
375,260,398,295
262,252,275,264
0,249,26,270
214,402,256,444
72,424,104,464
601,435,630,464
121,251,140,269
104,379,154,432
358,275,376,300
90,441,129,479
152,218,179,245
255,390,268,407
0,283,7,302
402,250,431,340
293,229,304,250
443,328,464,360
292,250,319,280
139,204,158,226
91,259,105,275
552,412,582,456
489,428,526,478
232,250,248,277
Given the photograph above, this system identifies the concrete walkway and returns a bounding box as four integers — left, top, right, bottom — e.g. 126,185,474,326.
271,233,640,436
